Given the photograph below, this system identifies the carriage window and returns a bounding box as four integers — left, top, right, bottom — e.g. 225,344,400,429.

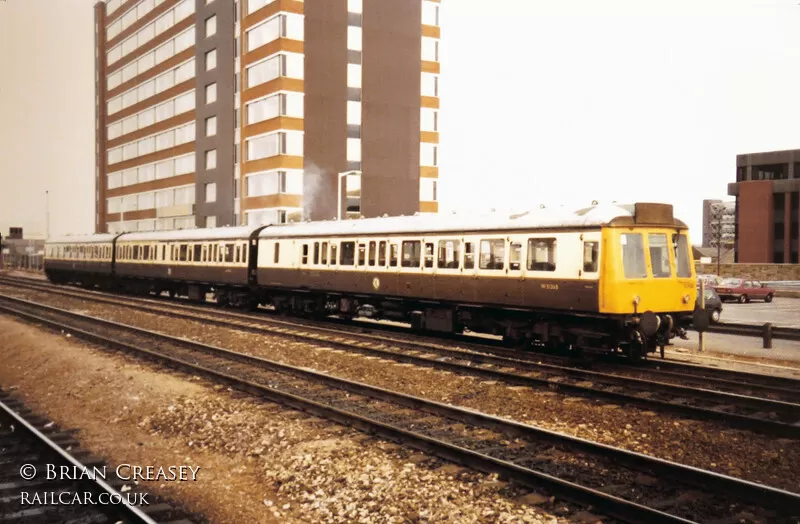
479,239,505,270
402,241,421,267
313,242,320,265
179,244,188,261
583,241,599,272
321,242,328,265
340,242,355,265
389,244,399,267
620,233,647,278
437,240,460,269
274,243,280,264
368,241,376,266
648,234,671,278
224,244,235,263
330,243,338,266
302,244,309,265
527,238,556,272
144,245,151,260
509,242,522,271
671,233,691,278
379,241,387,266
133,245,140,259
193,245,201,262
464,242,474,269
235,245,241,263
358,243,367,266
424,243,434,268
161,245,166,260
242,244,248,264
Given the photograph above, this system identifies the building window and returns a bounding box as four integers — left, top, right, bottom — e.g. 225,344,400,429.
347,101,361,126
206,149,217,170
205,182,217,202
421,143,438,167
277,210,287,223
206,83,217,104
422,37,439,62
205,15,217,37
347,26,362,51
205,49,217,71
205,116,217,136
422,1,440,26
347,138,361,162
347,0,362,13
347,64,361,88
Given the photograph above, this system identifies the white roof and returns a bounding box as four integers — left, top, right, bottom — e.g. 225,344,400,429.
118,225,258,242
258,203,639,239
46,233,118,244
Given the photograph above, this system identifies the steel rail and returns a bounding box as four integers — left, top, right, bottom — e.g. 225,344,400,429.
3,296,800,523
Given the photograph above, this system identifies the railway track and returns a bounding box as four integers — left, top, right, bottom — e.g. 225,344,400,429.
0,391,196,524
3,275,797,402
1,294,799,523
2,280,800,439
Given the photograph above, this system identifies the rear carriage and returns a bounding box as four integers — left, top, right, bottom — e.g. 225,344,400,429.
44,234,118,286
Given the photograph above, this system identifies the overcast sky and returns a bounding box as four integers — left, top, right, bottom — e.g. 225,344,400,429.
2,0,800,240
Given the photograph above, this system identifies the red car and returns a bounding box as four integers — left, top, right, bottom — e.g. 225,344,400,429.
713,278,775,303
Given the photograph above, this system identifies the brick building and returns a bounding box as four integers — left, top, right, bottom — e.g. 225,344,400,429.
728,148,800,263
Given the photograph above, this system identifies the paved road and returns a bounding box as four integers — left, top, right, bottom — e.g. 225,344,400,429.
674,331,800,362
717,297,800,328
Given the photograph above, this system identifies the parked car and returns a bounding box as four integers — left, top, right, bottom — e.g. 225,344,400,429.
697,274,723,287
697,285,723,323
713,278,775,303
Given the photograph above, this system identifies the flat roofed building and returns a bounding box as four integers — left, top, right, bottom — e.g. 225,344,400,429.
728,148,800,263
95,0,441,233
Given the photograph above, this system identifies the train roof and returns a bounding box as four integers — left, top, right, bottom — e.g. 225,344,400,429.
257,203,684,239
117,225,258,242
46,233,118,244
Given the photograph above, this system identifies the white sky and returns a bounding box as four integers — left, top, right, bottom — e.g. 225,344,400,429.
2,0,800,240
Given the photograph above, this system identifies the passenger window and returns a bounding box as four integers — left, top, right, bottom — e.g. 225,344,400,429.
464,242,474,269
133,245,140,259
379,241,387,266
144,245,150,260
313,242,320,265
358,243,367,266
527,238,556,272
389,244,399,267
620,233,647,278
321,242,328,265
274,243,280,264
424,243,434,268
509,242,522,271
161,245,166,260
368,241,376,266
648,234,671,278
242,245,248,264
340,242,355,265
402,241,421,267
193,245,201,262
583,241,599,272
302,244,309,265
179,244,188,262
225,244,235,263
437,239,460,269
671,234,691,278
330,243,338,266
479,239,505,270
234,245,240,263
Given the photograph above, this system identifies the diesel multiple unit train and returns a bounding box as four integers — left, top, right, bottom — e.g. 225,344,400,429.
43,202,703,359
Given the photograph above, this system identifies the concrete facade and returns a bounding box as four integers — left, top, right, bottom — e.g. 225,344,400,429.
95,0,441,233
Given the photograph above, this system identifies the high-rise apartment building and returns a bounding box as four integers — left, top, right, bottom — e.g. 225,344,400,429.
701,199,734,249
95,0,441,233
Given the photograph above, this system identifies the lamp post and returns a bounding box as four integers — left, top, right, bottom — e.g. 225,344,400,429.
337,170,361,220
